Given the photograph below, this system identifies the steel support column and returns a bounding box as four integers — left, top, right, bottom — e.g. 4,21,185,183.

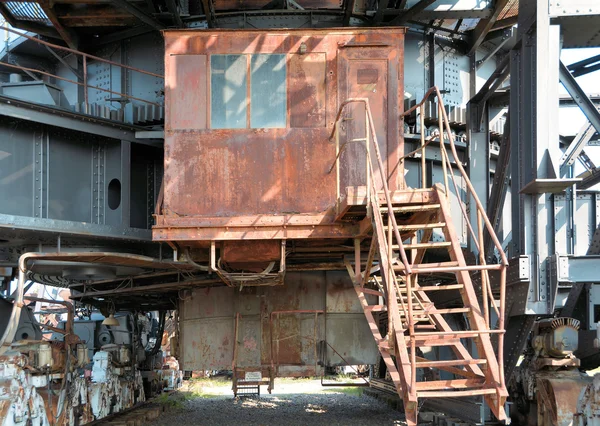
467,53,490,253
505,0,562,378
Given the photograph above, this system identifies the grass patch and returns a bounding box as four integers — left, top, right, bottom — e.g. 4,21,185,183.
276,377,317,384
323,387,364,396
156,392,185,409
180,377,229,399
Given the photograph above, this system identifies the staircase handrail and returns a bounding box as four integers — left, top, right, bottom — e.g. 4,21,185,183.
401,87,509,267
330,98,412,275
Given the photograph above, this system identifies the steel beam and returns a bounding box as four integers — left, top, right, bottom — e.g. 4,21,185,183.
201,0,216,27
388,0,437,26
568,53,600,77
467,53,489,253
0,213,151,241
560,122,596,175
372,0,389,24
84,26,154,47
44,45,82,79
111,0,165,30
165,0,184,27
342,0,356,25
375,8,492,20
509,0,561,317
485,116,510,260
0,95,158,145
39,1,79,49
579,168,600,190
476,29,513,69
559,60,600,135
470,55,510,106
469,0,510,54
552,254,600,284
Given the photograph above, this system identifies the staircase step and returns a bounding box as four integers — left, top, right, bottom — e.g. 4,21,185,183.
414,324,437,330
415,378,486,391
365,305,387,312
359,287,385,297
393,261,459,271
415,359,487,368
396,284,463,293
409,330,502,340
417,284,464,291
407,337,462,347
417,388,498,398
386,204,441,212
393,242,452,250
398,307,470,316
382,222,446,230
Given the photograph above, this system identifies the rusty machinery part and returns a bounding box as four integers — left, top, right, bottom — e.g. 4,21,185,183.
211,240,287,289
0,311,180,425
532,317,581,359
574,373,600,426
510,317,590,426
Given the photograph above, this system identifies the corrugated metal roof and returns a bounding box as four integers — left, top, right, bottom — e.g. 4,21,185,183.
5,2,50,25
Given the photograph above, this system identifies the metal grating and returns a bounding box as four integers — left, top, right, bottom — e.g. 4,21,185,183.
497,0,518,20
5,2,50,25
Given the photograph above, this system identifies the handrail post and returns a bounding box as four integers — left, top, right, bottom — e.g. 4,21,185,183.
83,55,88,114
438,102,449,198
478,210,489,327
335,126,340,217
498,266,506,388
365,108,371,218
406,274,416,399
420,106,426,189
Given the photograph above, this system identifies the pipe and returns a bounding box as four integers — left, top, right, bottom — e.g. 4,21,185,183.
2,26,163,79
0,252,28,354
24,296,74,336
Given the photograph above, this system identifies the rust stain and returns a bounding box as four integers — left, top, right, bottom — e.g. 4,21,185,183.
243,337,257,351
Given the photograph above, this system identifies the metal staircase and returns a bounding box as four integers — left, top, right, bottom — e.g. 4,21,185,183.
331,87,509,425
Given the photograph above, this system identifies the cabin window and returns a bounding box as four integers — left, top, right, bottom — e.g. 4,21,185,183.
210,54,247,129
210,54,286,129
250,54,286,128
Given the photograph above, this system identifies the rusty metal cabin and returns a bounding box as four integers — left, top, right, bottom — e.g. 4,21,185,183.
156,28,406,249
155,27,407,385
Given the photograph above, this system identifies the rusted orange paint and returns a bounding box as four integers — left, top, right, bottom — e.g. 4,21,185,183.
158,28,405,245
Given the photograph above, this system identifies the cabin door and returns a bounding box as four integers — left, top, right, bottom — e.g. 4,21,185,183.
338,47,398,193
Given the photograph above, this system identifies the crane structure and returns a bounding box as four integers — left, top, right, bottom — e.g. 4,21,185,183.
0,0,598,424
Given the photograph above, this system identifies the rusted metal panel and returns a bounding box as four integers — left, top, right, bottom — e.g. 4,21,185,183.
325,271,379,366
163,128,335,216
339,53,389,191
222,240,281,264
178,271,378,372
166,54,207,130
158,28,405,242
289,53,327,128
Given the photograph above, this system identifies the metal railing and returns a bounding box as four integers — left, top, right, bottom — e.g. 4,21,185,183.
328,86,508,397
0,27,163,111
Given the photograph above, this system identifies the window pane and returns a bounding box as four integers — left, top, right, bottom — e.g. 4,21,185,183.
250,54,286,128
210,54,247,129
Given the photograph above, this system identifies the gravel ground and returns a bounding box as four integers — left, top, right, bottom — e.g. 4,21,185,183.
148,379,407,426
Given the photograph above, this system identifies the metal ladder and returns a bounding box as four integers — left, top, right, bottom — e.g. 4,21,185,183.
331,87,509,425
